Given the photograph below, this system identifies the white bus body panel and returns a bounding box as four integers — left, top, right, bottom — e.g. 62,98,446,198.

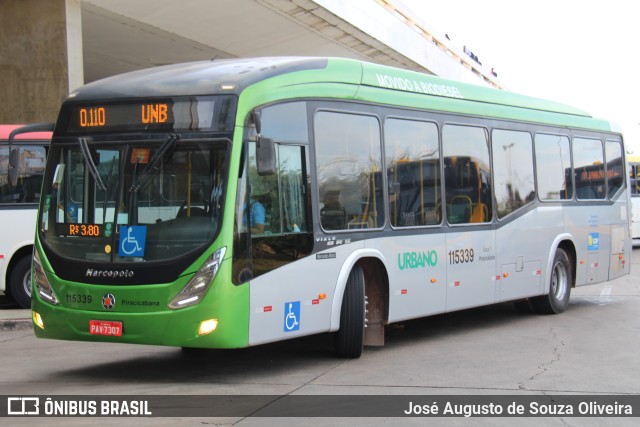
0,208,37,292
495,207,563,301
564,199,630,286
444,229,496,312
248,200,631,346
610,195,632,279
248,242,363,346
366,233,447,322
566,205,610,286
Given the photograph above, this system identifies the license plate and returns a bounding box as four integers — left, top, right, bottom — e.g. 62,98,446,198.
89,320,123,337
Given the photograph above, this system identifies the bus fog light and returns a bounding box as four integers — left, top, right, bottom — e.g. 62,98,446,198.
33,251,59,305
32,311,45,330
168,247,226,309
198,319,218,336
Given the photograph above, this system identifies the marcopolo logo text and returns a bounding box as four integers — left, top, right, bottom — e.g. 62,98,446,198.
86,269,134,278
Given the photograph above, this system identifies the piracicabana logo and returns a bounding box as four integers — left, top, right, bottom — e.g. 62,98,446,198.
102,293,116,310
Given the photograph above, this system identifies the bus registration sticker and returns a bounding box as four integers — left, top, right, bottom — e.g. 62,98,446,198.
89,320,123,337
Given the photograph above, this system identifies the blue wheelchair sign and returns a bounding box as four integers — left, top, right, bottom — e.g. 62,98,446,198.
283,301,300,332
119,225,147,257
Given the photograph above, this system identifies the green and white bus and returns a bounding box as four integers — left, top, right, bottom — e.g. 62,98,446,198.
32,57,630,357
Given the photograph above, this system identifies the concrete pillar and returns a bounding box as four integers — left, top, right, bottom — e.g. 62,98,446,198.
0,0,83,124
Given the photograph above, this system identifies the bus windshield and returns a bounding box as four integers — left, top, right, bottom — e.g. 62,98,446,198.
39,136,228,263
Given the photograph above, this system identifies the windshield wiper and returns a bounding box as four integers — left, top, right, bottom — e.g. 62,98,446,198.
79,137,107,192
142,134,179,175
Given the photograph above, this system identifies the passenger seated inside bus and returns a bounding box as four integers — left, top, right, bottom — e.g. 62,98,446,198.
245,194,268,234
320,189,347,230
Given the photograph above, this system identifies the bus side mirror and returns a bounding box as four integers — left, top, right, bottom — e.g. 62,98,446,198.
256,136,276,176
7,122,54,187
8,148,19,187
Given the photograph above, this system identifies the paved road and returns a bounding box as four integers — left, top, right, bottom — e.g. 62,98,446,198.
1,250,639,426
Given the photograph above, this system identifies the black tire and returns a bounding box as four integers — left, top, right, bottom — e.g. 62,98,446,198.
334,265,365,358
532,248,572,314
9,256,32,309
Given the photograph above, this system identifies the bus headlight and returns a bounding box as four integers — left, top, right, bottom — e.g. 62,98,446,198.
33,251,59,305
168,247,226,309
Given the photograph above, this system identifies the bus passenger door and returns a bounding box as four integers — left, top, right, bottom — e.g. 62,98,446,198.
493,129,543,302
442,125,496,311
495,209,549,302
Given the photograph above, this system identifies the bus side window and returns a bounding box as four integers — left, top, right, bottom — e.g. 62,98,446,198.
573,138,605,200
384,118,441,227
492,129,535,218
442,125,492,224
605,140,624,197
0,145,46,204
314,111,383,231
535,134,572,200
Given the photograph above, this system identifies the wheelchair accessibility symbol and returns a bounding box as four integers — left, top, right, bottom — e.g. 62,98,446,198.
119,225,147,257
283,301,300,332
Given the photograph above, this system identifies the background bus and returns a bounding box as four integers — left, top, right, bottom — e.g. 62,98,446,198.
1,124,51,308
628,154,640,242
31,57,630,357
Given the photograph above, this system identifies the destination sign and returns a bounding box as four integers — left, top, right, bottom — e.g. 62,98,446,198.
68,102,176,133
64,96,233,134
77,104,169,128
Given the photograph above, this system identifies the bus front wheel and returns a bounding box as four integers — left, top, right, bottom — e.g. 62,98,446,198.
9,256,32,309
334,265,365,358
532,248,572,314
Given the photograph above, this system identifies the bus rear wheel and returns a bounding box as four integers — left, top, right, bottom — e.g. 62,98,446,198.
532,248,571,314
334,265,365,358
9,256,32,309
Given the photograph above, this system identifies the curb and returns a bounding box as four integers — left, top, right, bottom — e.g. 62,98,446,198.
0,319,33,332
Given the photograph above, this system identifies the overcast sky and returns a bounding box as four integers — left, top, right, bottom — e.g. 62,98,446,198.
398,0,640,152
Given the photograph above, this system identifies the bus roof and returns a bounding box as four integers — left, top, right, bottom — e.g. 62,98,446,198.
67,57,331,101
64,57,613,132
0,124,52,141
